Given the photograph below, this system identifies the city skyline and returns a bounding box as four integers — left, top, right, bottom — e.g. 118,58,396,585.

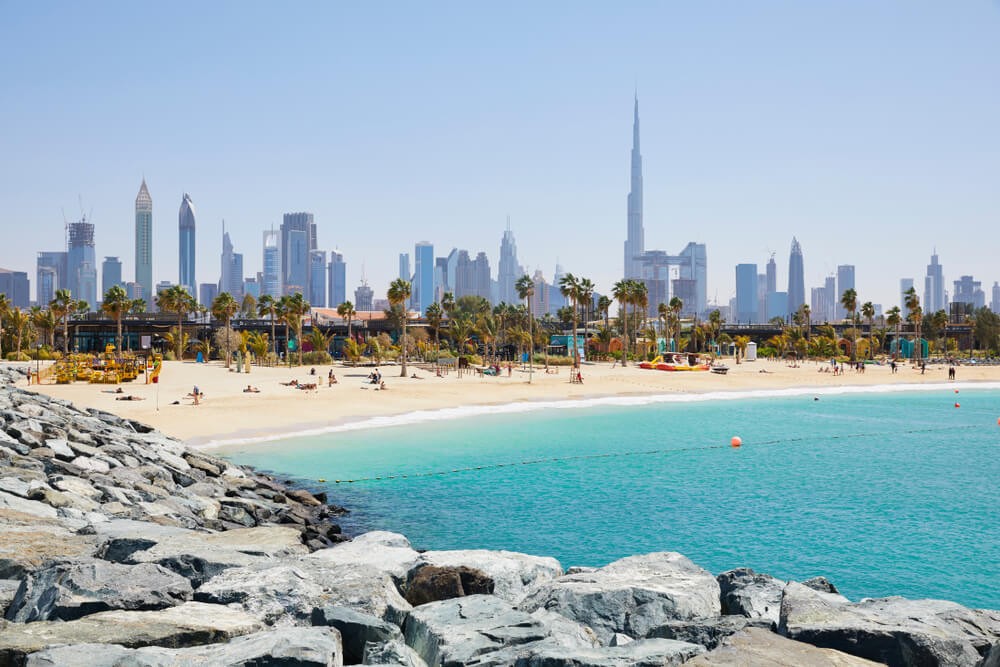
1,3,999,311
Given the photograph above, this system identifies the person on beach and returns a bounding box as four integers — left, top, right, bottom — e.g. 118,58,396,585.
949,366,956,380
192,385,201,405
115,395,145,401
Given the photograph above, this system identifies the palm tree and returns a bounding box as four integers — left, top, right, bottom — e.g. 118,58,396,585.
387,279,412,377
449,313,476,357
51,288,75,355
611,280,631,367
886,306,902,360
211,292,240,368
276,296,292,364
337,301,356,344
630,280,648,346
578,277,594,362
102,285,130,353
441,292,456,320
932,309,949,356
257,295,278,359
669,296,683,353
515,275,535,382
558,273,580,368
29,306,57,351
597,295,611,333
156,285,196,360
734,335,751,363
800,304,811,341
7,308,31,359
904,287,922,361
840,288,858,361
861,302,875,359
425,302,443,372
0,293,9,359
283,292,310,366
240,293,257,320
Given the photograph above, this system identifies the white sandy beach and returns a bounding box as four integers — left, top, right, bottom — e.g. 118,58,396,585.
20,356,997,450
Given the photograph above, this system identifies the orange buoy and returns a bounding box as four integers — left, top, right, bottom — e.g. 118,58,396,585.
954,403,960,408
731,436,742,448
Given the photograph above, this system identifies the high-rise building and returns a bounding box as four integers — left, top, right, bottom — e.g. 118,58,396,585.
497,224,521,305
0,269,30,309
399,253,410,282
676,242,707,316
413,241,434,314
243,278,260,300
900,278,914,312
67,218,97,309
952,276,985,309
624,94,644,279
766,292,789,322
328,251,346,308
836,265,855,320
280,213,316,299
134,179,153,301
36,251,67,306
309,250,327,307
531,270,550,317
786,237,805,319
992,283,1000,313
219,226,244,299
472,252,491,301
199,283,218,308
261,230,282,298
354,280,373,311
735,264,758,324
101,257,122,297
824,276,837,322
178,194,197,294
765,255,777,294
924,251,945,314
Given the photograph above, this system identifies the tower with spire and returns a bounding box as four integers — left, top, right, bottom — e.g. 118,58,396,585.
178,193,197,295
624,94,644,279
134,179,152,301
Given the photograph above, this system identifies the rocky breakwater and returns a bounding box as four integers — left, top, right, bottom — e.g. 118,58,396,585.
0,365,999,666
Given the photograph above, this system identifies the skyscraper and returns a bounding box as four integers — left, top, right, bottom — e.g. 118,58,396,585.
178,194,196,294
765,255,777,294
280,213,316,298
786,237,805,318
101,257,122,297
262,230,282,298
328,251,346,308
219,226,243,299
623,94,644,279
134,179,152,301
900,278,914,312
497,224,521,305
399,253,410,282
836,265,855,319
354,280,373,311
735,264,758,323
0,269,30,309
924,251,945,314
36,251,67,306
309,250,327,307
992,282,1000,313
413,242,434,315
67,218,97,309
952,276,984,309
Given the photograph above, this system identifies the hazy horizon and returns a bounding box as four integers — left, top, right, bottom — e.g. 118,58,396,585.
2,2,998,310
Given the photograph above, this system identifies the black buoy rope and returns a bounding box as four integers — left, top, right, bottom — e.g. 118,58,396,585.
328,422,987,485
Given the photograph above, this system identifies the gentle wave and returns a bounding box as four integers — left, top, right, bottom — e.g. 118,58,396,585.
200,381,1000,450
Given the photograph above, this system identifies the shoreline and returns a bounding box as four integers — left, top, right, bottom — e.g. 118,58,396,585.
20,358,1000,452
201,379,1000,451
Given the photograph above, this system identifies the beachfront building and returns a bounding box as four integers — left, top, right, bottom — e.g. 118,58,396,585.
219,227,244,299
624,94,644,280
412,241,434,315
328,251,346,308
67,218,97,309
837,265,855,320
735,263,758,324
101,257,122,296
261,230,282,299
309,250,327,308
281,212,316,300
135,179,153,302
924,251,945,314
786,237,805,318
0,269,30,309
178,194,197,295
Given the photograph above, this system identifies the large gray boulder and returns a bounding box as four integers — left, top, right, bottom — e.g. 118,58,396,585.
415,549,563,604
6,557,193,622
403,594,599,666
196,558,412,626
0,509,99,579
364,639,429,666
647,616,756,650
779,581,1000,666
0,601,261,664
519,552,721,645
513,638,705,666
312,605,402,664
682,626,883,666
307,531,420,584
23,626,344,666
716,567,784,624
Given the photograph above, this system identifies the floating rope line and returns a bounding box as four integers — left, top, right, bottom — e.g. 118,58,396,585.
329,422,988,485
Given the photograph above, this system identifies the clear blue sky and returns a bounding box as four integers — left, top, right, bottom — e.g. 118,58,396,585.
2,1,998,310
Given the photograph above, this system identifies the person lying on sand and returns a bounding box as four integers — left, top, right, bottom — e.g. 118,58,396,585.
115,395,145,401
380,381,387,390
244,385,260,393
280,380,299,387
298,382,318,390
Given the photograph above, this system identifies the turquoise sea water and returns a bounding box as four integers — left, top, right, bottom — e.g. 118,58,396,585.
222,386,1000,609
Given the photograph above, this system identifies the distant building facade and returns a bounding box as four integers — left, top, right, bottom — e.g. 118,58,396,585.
135,179,153,302
178,194,196,294
328,251,346,308
101,257,122,297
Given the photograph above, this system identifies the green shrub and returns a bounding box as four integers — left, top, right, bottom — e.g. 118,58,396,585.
301,351,333,365
544,355,576,366
5,352,31,361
